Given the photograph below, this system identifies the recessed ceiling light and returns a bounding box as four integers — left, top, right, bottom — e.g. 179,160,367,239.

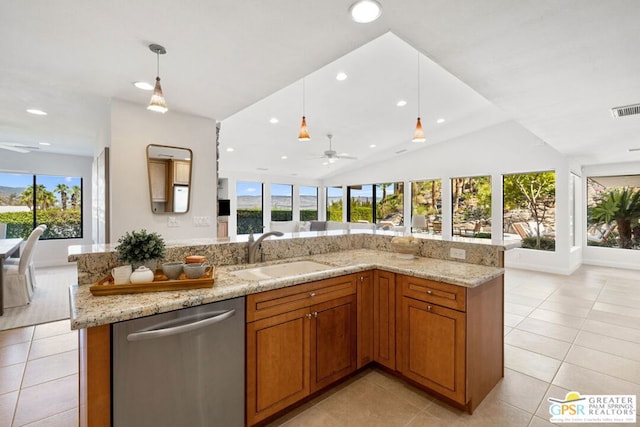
281,155,288,160
336,72,348,81
269,117,279,124
369,144,377,148
396,100,407,107
26,108,47,116
226,147,235,152
39,142,51,146
437,118,445,124
349,0,382,23
133,81,154,91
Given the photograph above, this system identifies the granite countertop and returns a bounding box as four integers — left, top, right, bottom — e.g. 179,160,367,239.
69,248,504,330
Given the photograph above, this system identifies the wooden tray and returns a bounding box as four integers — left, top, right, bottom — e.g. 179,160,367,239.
89,267,215,296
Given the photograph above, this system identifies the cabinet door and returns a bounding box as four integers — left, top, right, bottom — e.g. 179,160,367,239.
310,294,357,393
357,271,374,368
172,160,191,185
374,270,396,370
246,308,310,425
400,297,466,404
148,160,168,202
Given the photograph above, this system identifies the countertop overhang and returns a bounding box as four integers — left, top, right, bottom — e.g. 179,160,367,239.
69,248,504,330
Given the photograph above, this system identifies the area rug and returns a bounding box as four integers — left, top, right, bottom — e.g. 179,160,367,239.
0,264,76,331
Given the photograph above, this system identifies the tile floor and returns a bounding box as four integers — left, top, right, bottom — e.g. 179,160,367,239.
1,264,639,426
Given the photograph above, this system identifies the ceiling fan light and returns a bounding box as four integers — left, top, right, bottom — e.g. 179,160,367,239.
298,116,311,141
147,77,168,113
412,117,426,142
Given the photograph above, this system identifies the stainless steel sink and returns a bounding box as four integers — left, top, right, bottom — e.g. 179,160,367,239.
231,260,332,281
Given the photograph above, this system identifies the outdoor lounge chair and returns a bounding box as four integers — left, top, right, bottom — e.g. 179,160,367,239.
512,222,532,240
587,223,617,244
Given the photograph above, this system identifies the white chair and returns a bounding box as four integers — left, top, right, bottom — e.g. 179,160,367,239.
3,225,45,307
0,222,6,238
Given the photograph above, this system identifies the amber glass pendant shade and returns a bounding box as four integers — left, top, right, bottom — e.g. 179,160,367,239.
147,77,168,113
412,117,426,142
298,116,311,141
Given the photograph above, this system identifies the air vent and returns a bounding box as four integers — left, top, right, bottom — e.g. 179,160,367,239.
611,103,640,118
395,149,408,154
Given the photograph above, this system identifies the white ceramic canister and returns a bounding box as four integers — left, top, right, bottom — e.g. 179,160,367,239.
129,266,155,283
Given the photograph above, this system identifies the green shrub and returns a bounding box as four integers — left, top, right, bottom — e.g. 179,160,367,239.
521,237,555,251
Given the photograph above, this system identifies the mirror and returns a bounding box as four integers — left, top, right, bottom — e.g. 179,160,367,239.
147,144,193,214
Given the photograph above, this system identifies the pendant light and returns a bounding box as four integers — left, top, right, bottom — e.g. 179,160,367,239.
298,78,310,141
147,44,168,114
412,54,426,142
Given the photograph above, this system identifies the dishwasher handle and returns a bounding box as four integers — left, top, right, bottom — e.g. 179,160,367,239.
127,309,236,342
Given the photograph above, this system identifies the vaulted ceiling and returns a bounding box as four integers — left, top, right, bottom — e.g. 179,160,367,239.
1,1,639,178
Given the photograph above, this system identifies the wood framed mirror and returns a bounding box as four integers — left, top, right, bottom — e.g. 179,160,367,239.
147,144,193,214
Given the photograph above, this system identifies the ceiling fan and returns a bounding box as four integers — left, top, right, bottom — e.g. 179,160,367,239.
318,134,357,163
0,142,40,153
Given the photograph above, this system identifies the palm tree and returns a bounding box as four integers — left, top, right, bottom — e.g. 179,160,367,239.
21,185,34,210
591,187,640,249
71,185,81,209
54,183,70,210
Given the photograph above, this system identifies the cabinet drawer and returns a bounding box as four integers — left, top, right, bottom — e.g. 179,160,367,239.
247,275,357,322
401,275,466,311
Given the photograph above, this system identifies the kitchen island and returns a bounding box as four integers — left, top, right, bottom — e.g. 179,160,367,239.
69,231,507,426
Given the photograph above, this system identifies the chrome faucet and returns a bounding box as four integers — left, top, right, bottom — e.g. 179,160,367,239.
247,231,284,263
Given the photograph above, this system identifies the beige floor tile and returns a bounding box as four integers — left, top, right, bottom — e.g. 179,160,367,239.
528,308,586,329
505,294,545,308
574,330,640,362
537,301,591,318
316,373,425,427
0,341,30,367
505,329,570,361
505,302,536,317
515,318,579,343
552,288,600,300
22,350,78,388
534,384,569,420
276,405,341,427
0,391,18,427
552,363,640,396
505,312,526,328
412,395,533,426
592,302,640,319
28,331,78,360
587,310,640,331
33,320,73,340
0,362,25,394
363,369,433,410
564,345,640,384
505,345,561,382
528,415,559,427
581,319,640,344
504,326,513,336
490,368,549,413
0,327,33,348
23,407,79,427
544,294,595,309
510,286,556,300
12,374,78,426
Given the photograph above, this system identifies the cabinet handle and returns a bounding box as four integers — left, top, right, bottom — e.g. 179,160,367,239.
360,275,364,282
305,313,312,319
313,311,318,318
426,289,432,294
427,305,432,311
309,292,316,297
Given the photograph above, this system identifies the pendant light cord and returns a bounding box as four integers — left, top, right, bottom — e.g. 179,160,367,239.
156,51,160,78
417,54,421,118
302,78,306,116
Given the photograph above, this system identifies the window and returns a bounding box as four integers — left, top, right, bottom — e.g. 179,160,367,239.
236,181,263,234
326,186,343,221
375,182,404,225
451,176,491,238
586,175,640,250
0,173,83,239
271,183,292,221
503,171,556,250
348,185,374,223
299,186,318,221
411,179,442,234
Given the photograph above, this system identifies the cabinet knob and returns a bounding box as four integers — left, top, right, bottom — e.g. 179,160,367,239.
427,305,432,311
426,289,432,294
309,292,316,297
313,311,318,318
305,313,312,319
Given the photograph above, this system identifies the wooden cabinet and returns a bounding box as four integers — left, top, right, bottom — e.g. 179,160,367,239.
246,275,357,425
172,160,190,185
148,159,168,202
397,274,503,413
356,271,374,368
373,270,395,370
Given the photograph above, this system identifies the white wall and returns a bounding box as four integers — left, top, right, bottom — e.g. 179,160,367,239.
109,99,218,241
0,150,93,267
325,121,574,273
581,161,640,270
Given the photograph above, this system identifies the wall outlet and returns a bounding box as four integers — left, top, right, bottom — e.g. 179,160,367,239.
450,248,466,260
193,216,212,227
168,217,179,227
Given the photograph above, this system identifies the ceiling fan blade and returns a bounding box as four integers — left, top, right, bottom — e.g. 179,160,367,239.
337,154,357,160
0,144,30,153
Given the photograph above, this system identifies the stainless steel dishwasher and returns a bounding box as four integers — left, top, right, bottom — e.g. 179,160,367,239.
112,297,244,427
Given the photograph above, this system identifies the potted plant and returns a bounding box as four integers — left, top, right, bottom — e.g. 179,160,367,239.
115,229,166,269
